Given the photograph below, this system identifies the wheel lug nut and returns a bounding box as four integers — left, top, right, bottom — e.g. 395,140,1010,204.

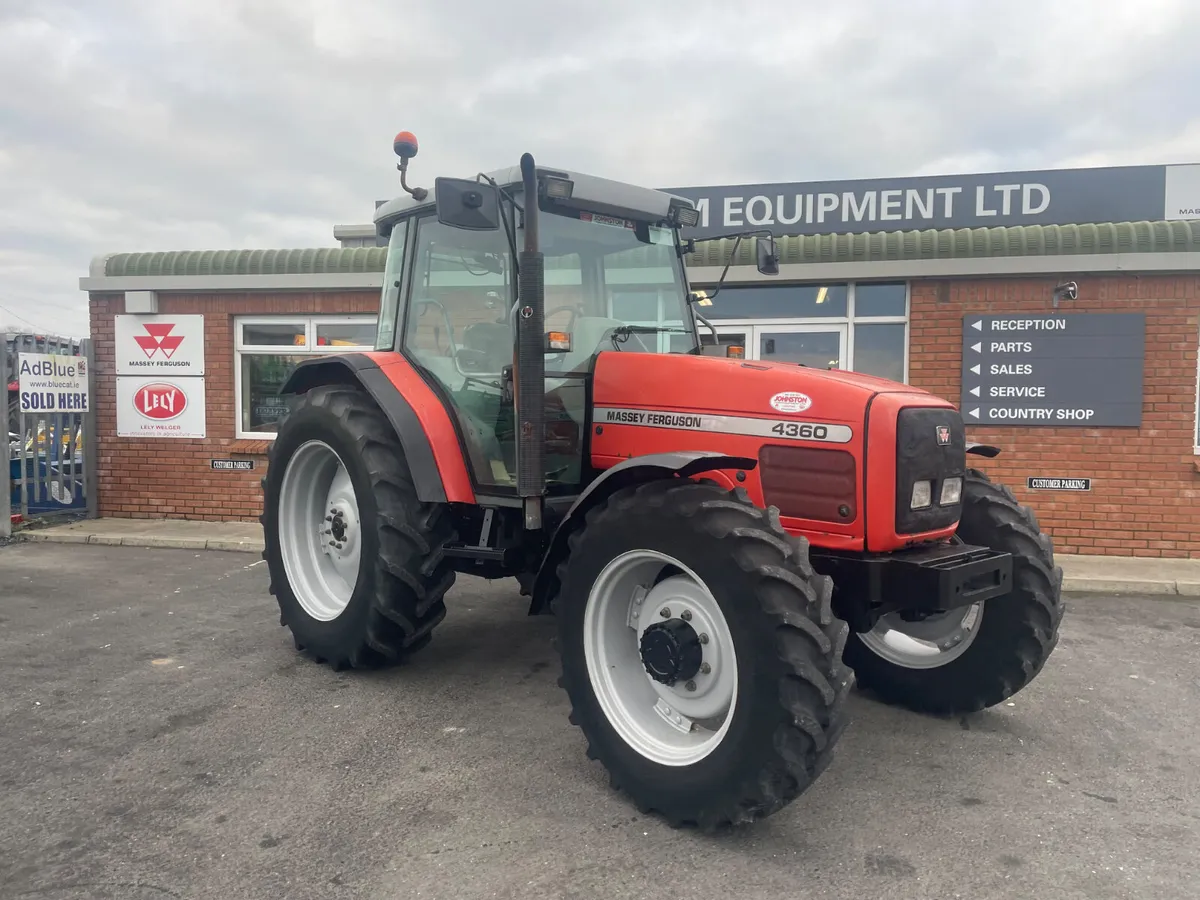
699,663,711,675
659,608,670,618
681,610,692,621
685,680,697,692
699,633,709,644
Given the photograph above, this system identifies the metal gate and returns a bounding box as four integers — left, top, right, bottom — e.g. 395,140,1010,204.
4,332,97,537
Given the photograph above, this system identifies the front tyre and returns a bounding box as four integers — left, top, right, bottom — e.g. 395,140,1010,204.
844,468,1064,715
554,480,852,830
261,384,456,670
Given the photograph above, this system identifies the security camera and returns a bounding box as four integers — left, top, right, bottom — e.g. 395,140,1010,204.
1052,281,1078,308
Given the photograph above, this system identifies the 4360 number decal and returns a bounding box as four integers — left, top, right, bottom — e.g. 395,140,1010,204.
770,421,829,440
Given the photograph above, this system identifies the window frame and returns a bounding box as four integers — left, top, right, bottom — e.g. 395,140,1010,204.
233,314,378,440
1194,320,1200,453
691,281,910,382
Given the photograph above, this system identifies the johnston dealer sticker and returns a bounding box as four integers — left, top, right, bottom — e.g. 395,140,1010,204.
116,376,207,439
769,391,812,414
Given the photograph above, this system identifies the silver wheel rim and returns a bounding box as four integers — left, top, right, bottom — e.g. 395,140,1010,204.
583,550,738,767
858,601,985,669
278,440,363,621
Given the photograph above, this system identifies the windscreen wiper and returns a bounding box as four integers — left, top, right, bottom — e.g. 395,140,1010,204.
610,324,692,351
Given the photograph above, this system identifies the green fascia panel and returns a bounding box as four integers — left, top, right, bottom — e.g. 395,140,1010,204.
102,220,1200,277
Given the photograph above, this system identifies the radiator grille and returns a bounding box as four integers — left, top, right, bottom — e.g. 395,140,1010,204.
760,445,857,523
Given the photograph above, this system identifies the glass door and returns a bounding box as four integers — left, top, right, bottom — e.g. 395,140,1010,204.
708,324,847,368
755,324,846,369
702,326,750,358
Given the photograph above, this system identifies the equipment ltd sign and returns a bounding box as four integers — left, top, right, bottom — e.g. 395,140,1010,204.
665,163,1200,240
115,314,206,439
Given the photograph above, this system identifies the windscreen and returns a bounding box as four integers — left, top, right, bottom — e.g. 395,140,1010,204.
533,210,696,373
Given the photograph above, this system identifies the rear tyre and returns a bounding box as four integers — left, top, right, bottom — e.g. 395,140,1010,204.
554,480,852,830
843,468,1064,715
261,384,456,669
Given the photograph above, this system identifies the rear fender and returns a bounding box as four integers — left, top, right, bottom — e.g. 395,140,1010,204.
280,353,471,504
527,451,757,615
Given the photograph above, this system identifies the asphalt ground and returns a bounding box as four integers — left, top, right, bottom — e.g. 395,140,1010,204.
1,542,1198,900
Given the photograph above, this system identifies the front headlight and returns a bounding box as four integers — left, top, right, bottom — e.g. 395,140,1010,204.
910,480,932,509
940,477,963,506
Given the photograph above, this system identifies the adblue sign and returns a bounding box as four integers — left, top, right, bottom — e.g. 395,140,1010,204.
664,163,1200,240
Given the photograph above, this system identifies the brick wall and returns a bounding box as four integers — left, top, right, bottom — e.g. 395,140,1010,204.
908,275,1200,558
89,291,378,522
89,275,1200,558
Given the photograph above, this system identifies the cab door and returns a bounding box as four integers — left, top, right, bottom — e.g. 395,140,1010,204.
401,215,520,490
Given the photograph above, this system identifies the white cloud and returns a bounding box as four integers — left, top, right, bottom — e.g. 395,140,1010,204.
1,0,1199,336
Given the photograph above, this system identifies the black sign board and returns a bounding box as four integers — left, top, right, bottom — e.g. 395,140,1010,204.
211,459,255,471
960,313,1145,427
664,164,1180,241
1027,477,1092,491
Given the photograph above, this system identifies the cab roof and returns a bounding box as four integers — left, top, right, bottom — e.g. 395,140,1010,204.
372,163,697,232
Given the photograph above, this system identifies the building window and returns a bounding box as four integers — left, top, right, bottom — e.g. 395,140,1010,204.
234,315,377,439
691,280,909,381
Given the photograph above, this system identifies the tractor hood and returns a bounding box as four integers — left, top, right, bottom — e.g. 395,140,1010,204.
592,350,933,426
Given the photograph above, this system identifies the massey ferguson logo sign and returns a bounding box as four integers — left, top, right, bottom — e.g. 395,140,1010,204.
936,425,951,446
133,323,185,360
133,383,187,420
115,314,205,376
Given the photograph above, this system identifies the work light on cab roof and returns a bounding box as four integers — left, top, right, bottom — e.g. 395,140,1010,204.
393,130,427,201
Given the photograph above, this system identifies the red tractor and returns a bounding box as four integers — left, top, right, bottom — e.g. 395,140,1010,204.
260,133,1064,830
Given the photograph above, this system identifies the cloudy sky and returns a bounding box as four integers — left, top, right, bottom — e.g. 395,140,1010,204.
2,0,1199,337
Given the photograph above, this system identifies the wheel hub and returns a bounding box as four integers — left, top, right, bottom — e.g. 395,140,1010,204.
639,618,703,686
323,501,359,561
330,508,348,542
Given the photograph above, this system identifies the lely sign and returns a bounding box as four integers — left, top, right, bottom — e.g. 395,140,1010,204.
116,377,206,438
133,383,188,420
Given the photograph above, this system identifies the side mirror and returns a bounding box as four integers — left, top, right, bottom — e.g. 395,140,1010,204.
756,236,780,276
434,178,501,231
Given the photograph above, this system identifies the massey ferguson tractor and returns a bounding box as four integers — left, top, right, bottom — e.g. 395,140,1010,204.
260,133,1064,830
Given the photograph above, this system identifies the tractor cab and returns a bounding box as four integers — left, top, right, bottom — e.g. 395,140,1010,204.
369,132,777,513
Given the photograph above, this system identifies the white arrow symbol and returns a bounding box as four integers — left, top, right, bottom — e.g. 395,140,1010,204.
970,342,982,353
971,320,983,331
969,408,980,419
970,364,981,374
969,386,980,396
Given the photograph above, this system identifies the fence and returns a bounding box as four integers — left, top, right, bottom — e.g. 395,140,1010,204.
4,332,97,538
